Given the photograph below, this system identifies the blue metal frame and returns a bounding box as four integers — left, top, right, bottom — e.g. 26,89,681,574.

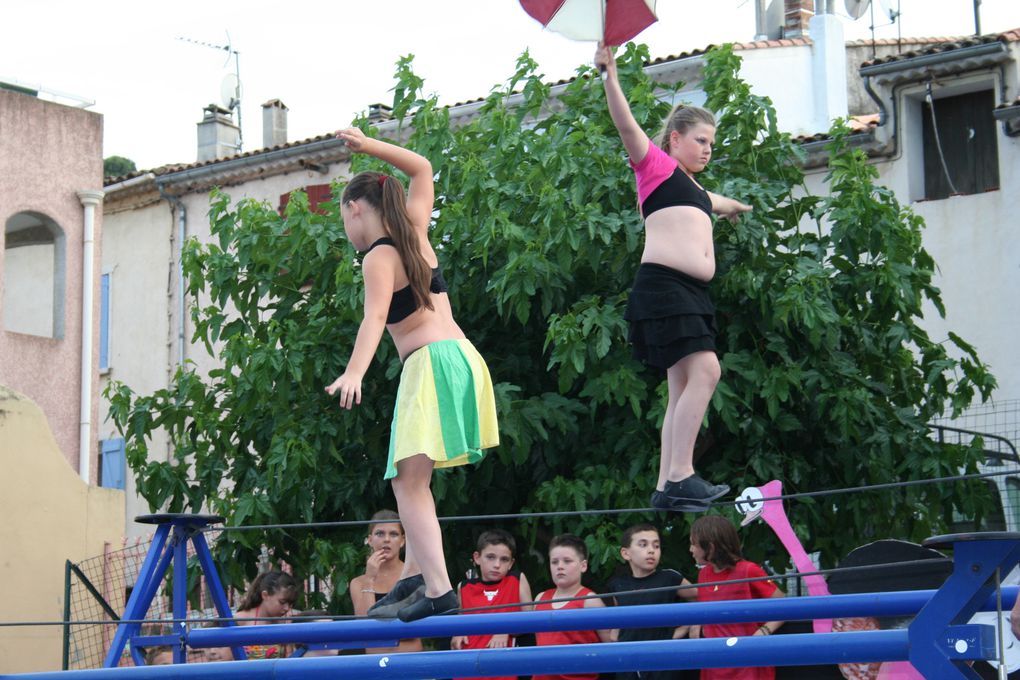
99,515,246,668
17,523,1017,679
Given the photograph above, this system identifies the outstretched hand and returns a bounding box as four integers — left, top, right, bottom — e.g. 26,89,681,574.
325,372,362,409
722,200,752,223
335,127,369,153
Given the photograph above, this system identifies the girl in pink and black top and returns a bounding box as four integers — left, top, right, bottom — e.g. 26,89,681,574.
595,43,752,513
533,534,612,680
689,516,784,680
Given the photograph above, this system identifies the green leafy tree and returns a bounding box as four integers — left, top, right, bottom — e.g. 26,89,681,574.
107,44,994,608
104,155,137,179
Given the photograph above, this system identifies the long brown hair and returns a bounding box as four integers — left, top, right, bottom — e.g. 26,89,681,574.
342,171,434,313
237,570,297,612
658,104,716,152
690,515,742,571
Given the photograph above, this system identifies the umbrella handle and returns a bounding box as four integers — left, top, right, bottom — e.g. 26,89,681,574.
599,64,607,81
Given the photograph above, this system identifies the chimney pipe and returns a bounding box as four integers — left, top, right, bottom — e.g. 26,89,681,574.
262,99,288,149
784,0,815,38
196,104,240,162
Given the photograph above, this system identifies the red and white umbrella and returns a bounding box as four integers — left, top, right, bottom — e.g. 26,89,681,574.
519,0,658,46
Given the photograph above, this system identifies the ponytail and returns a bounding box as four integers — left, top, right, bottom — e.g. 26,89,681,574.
378,176,434,312
342,172,434,313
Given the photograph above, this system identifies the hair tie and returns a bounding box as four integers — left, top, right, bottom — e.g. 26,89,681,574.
377,174,388,187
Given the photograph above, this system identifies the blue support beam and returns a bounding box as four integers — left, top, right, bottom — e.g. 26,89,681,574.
181,587,1018,649
909,532,1020,679
4,631,911,679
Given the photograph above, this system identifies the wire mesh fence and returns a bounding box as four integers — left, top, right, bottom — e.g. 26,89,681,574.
63,536,230,670
931,398,1020,534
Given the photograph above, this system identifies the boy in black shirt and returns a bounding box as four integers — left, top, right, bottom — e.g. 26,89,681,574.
607,523,697,680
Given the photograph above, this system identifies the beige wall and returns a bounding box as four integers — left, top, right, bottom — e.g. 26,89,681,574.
0,89,105,481
0,385,124,673
97,201,173,533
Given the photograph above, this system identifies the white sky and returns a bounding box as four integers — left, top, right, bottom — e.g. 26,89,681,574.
2,0,1016,171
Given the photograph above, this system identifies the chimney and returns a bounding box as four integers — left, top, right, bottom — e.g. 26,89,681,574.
808,9,848,133
262,99,288,148
367,103,393,123
783,0,814,38
196,104,240,162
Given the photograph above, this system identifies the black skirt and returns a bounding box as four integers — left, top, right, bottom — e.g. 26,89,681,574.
624,263,717,371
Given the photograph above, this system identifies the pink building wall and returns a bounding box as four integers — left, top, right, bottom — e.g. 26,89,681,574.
0,88,104,481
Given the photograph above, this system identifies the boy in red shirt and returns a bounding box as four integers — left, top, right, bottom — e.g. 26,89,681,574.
451,530,533,680
533,534,613,680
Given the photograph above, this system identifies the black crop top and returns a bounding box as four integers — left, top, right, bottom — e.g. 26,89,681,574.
365,237,449,324
640,168,713,219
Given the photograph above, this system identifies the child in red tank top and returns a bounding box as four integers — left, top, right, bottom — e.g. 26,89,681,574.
532,534,612,680
451,530,533,680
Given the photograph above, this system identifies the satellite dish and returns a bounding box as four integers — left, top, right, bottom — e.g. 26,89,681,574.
844,0,871,19
220,73,241,110
877,0,899,22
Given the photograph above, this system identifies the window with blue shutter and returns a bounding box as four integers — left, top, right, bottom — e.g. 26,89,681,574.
99,272,110,370
100,438,126,490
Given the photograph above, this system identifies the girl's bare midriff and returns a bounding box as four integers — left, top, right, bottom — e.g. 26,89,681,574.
387,240,466,362
641,205,715,282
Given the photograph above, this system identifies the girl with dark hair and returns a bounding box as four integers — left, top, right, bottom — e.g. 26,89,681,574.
233,570,298,659
326,128,499,621
689,516,784,680
595,43,752,513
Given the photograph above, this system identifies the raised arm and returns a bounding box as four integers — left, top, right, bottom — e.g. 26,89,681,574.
336,127,434,228
595,43,649,164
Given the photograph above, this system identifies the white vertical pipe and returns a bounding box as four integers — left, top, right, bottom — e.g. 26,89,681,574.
77,189,105,484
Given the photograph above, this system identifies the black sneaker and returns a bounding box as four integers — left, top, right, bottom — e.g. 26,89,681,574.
651,489,712,513
367,574,425,617
367,584,425,618
663,475,730,506
397,590,459,622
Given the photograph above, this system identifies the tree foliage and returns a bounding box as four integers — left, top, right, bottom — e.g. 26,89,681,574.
104,155,137,179
107,44,995,610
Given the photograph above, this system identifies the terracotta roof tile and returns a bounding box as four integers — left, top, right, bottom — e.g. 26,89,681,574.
861,27,1020,67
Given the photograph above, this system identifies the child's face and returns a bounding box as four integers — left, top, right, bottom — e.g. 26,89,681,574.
260,589,295,618
621,530,661,576
205,647,233,662
689,533,708,567
549,546,587,589
669,122,716,173
473,543,515,582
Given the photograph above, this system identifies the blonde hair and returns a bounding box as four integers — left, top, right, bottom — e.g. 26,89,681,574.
658,104,716,152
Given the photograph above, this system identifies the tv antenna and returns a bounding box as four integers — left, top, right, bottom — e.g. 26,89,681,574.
844,0,901,58
177,33,244,153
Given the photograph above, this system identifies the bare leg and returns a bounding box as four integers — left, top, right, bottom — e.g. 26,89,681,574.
390,454,452,598
657,370,688,491
664,351,721,483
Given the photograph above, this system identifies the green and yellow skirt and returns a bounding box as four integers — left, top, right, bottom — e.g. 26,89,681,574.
385,339,499,479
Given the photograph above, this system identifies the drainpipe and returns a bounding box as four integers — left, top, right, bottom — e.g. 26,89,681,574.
156,183,187,368
76,189,105,483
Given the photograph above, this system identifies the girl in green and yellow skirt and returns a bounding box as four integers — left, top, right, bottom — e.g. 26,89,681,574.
326,128,498,622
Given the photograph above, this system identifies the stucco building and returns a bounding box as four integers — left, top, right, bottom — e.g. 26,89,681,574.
0,86,125,673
